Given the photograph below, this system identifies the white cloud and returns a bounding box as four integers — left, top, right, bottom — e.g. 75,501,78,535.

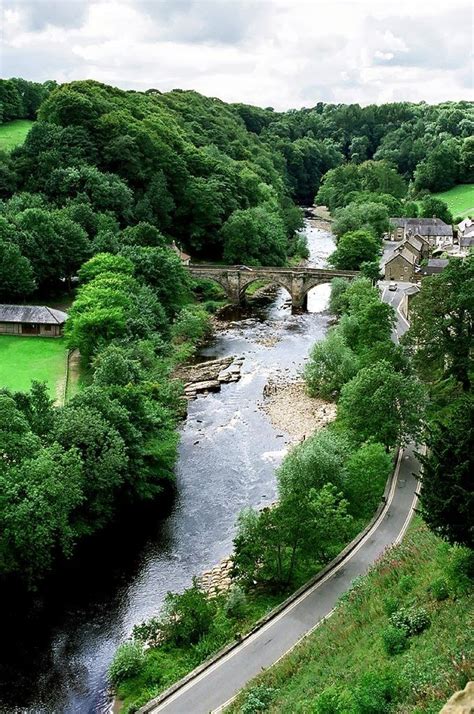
1,0,472,108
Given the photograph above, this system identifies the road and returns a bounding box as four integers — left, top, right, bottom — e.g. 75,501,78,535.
141,447,419,714
139,275,419,714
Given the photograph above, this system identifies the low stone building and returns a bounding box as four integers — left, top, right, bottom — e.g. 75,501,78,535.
0,304,67,337
389,218,453,249
421,258,449,276
384,248,417,281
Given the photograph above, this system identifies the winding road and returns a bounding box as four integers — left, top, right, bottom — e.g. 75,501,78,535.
138,279,420,714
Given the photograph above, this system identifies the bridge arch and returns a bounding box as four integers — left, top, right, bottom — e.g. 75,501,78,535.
238,275,293,301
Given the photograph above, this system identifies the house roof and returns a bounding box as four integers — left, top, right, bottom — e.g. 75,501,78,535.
386,248,417,265
390,217,453,237
405,235,423,252
0,305,68,324
427,259,449,268
404,285,420,296
458,217,473,232
460,235,474,247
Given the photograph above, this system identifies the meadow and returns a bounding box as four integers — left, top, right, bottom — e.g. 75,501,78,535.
0,119,34,152
0,336,68,402
432,183,474,220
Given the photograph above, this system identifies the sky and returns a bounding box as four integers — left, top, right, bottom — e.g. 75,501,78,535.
1,0,473,109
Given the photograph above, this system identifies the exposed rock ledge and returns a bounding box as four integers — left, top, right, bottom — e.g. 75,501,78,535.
260,379,337,443
176,355,245,399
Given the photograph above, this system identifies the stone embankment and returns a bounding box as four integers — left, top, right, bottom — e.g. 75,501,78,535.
177,355,245,399
260,379,337,443
196,557,234,596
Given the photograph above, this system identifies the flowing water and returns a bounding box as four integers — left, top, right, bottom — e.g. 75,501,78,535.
0,220,335,713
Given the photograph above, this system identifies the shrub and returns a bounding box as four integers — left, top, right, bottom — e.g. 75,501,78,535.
353,669,399,713
224,585,248,620
382,625,409,656
398,575,416,594
312,685,356,713
429,577,449,601
383,594,399,616
160,583,215,646
240,685,277,713
445,546,474,595
109,641,145,687
390,606,431,636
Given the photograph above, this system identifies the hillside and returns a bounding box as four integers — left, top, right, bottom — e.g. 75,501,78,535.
432,184,474,220
0,119,33,152
230,520,473,714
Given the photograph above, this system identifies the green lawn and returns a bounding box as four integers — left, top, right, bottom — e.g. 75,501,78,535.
0,336,68,402
0,119,34,152
432,183,474,220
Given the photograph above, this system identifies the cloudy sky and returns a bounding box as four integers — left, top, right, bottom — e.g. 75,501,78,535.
1,0,473,108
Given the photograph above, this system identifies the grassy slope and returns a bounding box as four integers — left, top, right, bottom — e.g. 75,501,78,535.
0,336,68,401
229,519,473,714
0,119,34,152
432,184,474,219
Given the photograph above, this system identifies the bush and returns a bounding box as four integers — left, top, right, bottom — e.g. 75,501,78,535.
109,641,145,687
445,546,474,595
224,585,248,620
429,577,449,601
312,685,356,713
382,625,409,656
240,685,277,713
160,583,215,646
398,575,415,594
353,669,399,713
390,606,431,636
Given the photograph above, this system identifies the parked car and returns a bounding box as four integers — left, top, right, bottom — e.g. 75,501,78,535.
388,282,398,291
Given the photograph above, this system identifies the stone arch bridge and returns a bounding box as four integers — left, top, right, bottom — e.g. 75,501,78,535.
187,265,359,312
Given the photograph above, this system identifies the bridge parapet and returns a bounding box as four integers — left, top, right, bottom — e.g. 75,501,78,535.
187,265,359,312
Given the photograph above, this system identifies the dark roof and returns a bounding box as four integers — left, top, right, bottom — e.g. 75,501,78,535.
387,248,417,265
404,235,423,252
390,217,453,237
427,259,449,267
0,305,68,324
404,285,420,296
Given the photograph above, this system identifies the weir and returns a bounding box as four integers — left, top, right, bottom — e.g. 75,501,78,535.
187,265,359,312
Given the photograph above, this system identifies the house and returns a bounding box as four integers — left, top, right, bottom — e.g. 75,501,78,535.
400,284,420,320
421,259,449,276
400,235,423,260
0,305,67,337
457,217,474,240
384,248,417,281
171,241,191,265
388,218,453,249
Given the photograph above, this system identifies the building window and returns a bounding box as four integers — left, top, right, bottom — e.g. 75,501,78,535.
44,324,52,331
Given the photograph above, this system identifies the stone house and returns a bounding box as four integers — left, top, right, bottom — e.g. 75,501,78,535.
400,235,423,260
389,218,453,249
457,217,474,240
384,248,417,281
171,241,191,265
0,304,67,337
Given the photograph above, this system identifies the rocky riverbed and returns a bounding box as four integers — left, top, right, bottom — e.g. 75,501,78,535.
176,355,245,399
260,379,336,443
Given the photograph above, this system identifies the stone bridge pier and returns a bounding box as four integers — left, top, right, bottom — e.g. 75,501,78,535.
187,265,359,313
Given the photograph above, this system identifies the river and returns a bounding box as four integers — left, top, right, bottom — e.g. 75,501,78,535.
0,219,335,713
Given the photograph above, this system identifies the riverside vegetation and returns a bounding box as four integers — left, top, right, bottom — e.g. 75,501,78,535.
0,78,472,706
109,277,426,712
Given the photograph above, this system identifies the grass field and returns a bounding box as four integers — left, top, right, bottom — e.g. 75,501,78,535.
230,519,473,714
432,183,474,220
0,336,68,402
0,119,34,152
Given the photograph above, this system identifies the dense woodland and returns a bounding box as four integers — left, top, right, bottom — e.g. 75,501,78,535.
0,79,472,588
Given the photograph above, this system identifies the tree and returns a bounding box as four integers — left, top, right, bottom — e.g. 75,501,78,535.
419,196,453,225
414,140,460,192
329,229,380,270
405,257,473,390
345,443,392,518
0,239,35,298
304,329,359,399
78,252,134,284
419,396,473,548
0,445,84,579
360,260,383,283
221,206,287,266
338,360,425,449
332,202,390,240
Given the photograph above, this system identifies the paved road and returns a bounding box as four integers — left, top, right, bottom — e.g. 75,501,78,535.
142,447,419,714
380,280,412,343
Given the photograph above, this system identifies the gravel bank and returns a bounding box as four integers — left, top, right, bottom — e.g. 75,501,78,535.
260,380,336,443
